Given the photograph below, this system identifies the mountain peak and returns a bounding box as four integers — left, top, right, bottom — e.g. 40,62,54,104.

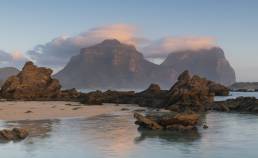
101,39,121,45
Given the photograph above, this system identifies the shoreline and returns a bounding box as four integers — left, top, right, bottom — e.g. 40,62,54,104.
0,101,139,121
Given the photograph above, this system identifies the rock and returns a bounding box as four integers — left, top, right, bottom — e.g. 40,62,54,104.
0,61,61,100
0,128,29,141
134,112,163,130
58,88,84,101
134,112,199,131
166,71,217,112
121,108,130,111
81,90,135,105
212,97,258,113
80,71,228,112
203,124,209,129
208,82,230,96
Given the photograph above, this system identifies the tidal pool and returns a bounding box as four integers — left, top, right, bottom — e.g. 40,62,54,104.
1,109,258,158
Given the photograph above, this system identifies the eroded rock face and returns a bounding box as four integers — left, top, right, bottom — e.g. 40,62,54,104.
166,70,230,112
0,61,61,100
0,128,28,142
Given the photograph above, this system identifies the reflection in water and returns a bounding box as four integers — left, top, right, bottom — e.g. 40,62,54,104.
1,111,258,158
135,128,200,144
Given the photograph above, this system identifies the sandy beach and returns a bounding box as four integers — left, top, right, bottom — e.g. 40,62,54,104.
0,101,139,121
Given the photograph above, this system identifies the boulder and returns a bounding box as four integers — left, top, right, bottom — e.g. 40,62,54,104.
0,61,61,100
134,112,199,131
166,70,228,112
0,128,28,141
208,82,230,96
58,88,84,101
81,90,135,105
134,112,163,130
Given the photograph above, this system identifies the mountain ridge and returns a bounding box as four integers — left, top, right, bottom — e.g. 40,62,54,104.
54,39,235,89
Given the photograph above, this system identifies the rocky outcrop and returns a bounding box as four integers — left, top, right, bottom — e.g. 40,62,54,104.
58,88,85,101
166,70,228,112
0,128,28,142
161,47,236,86
80,71,229,112
81,90,136,105
0,61,61,100
134,112,199,131
212,97,258,113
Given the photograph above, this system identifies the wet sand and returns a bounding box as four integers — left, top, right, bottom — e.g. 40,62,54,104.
0,101,138,121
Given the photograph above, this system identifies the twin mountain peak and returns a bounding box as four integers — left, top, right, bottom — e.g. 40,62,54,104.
54,39,236,89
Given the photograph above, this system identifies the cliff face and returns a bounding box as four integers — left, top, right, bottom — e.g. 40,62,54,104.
55,40,235,89
54,39,177,89
161,47,236,86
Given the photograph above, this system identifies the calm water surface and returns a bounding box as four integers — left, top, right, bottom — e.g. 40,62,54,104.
1,92,258,158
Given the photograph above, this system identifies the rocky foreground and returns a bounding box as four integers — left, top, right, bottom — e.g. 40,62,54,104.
0,128,28,142
212,97,258,113
0,61,251,136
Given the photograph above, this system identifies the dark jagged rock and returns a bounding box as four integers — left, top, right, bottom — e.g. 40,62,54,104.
134,112,199,131
0,61,61,100
0,128,28,142
208,82,230,96
80,71,229,112
212,97,258,113
81,90,136,105
58,88,85,101
166,70,228,112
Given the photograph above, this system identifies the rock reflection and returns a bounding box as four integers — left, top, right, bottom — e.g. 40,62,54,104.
4,119,58,139
135,128,201,144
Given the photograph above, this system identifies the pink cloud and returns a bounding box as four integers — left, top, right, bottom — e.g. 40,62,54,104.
142,36,216,58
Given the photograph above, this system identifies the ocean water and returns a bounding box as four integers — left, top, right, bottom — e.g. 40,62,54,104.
215,91,258,101
0,92,258,158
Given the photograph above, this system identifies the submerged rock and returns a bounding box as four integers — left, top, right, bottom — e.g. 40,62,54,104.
0,128,28,142
0,61,61,100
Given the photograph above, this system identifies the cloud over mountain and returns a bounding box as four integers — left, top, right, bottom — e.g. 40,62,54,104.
25,24,216,70
142,36,216,59
27,24,146,69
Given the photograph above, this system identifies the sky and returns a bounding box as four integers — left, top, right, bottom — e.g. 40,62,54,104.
0,0,258,81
